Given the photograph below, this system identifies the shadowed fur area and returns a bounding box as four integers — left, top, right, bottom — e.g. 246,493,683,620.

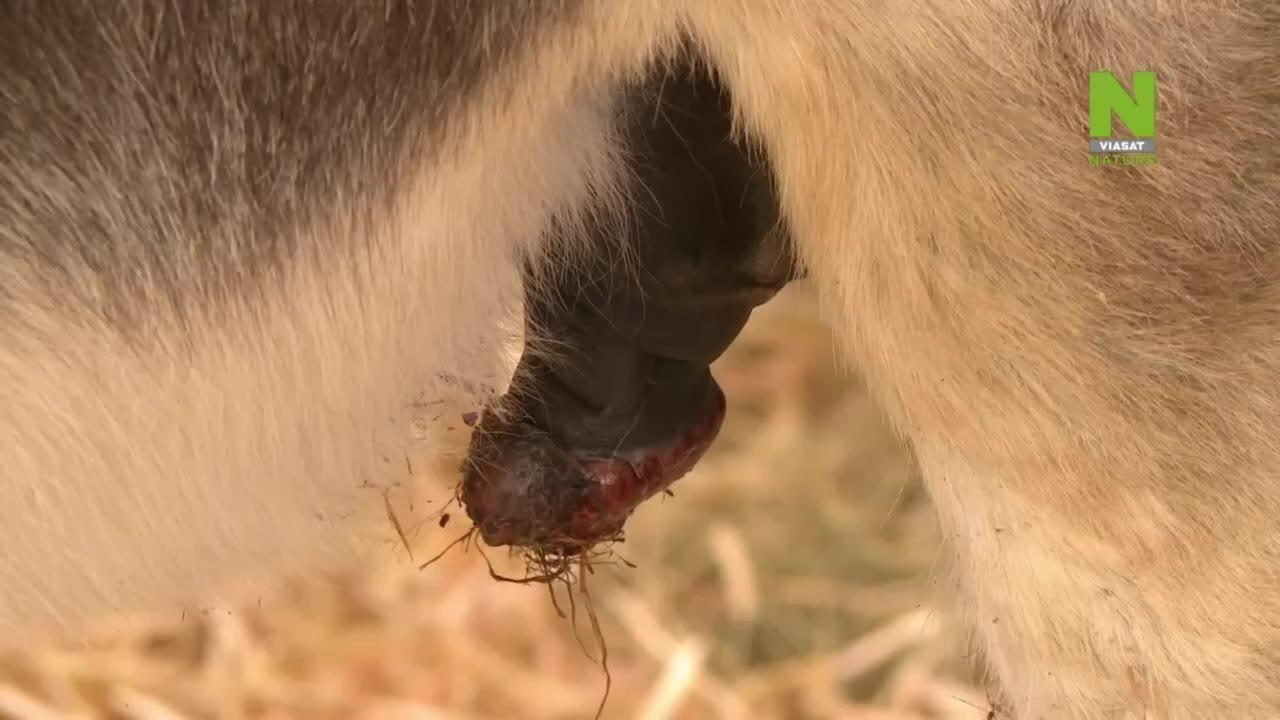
2,1,1279,718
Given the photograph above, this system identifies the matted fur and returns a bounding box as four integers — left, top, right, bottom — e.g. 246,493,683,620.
2,1,1277,717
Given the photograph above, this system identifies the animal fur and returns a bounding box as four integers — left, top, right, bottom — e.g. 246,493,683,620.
1,1,1278,717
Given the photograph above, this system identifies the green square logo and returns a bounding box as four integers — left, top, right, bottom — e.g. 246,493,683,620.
1088,71,1157,165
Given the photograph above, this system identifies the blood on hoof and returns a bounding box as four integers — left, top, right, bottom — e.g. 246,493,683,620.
460,383,727,553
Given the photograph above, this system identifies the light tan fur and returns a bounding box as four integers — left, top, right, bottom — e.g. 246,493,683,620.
2,2,1277,718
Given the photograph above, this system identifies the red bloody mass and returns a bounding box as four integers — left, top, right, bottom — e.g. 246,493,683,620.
460,385,727,552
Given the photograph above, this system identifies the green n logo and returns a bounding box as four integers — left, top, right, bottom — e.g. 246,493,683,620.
1088,71,1156,138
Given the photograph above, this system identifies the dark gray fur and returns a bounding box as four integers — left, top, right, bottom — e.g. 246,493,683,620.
0,0,580,332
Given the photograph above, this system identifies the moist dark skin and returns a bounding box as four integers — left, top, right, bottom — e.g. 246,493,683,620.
461,56,797,552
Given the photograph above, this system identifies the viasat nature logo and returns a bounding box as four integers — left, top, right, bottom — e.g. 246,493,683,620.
1088,71,1157,166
